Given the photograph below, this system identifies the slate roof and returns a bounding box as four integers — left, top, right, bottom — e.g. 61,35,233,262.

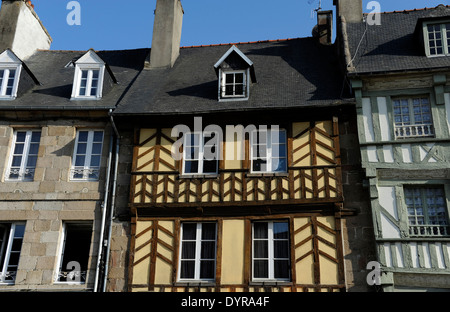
114,37,349,116
345,4,450,76
0,48,148,110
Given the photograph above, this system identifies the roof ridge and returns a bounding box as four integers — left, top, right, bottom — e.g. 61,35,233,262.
180,37,302,49
363,4,450,16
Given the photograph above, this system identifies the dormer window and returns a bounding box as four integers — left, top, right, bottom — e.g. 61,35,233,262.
424,22,450,57
0,50,22,100
214,45,256,102
221,70,247,98
71,50,105,100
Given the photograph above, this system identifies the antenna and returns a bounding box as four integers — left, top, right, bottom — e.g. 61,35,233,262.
310,0,322,19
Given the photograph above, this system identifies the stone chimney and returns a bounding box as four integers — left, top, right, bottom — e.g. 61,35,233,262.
148,0,184,69
316,10,333,45
0,0,52,60
333,0,363,23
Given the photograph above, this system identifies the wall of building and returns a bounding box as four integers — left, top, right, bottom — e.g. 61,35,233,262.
0,118,111,291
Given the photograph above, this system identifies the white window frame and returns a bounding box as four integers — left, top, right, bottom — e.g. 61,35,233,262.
177,222,217,282
5,130,41,182
0,223,25,284
70,130,104,181
392,96,434,139
71,65,105,100
250,129,287,174
423,21,450,57
0,65,21,100
219,69,249,101
252,221,290,282
54,222,92,284
182,132,219,176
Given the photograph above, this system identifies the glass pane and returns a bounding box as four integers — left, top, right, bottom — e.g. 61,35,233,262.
200,260,215,279
225,74,234,84
28,143,39,155
201,241,215,259
181,242,196,260
235,84,244,95
180,260,195,279
254,240,268,258
90,155,101,167
14,225,25,239
254,223,268,239
78,131,89,142
93,131,103,142
90,87,98,97
81,70,88,79
26,156,37,168
182,223,197,240
13,143,24,155
274,260,290,279
252,159,267,172
11,156,22,167
273,222,289,239
75,155,86,167
77,142,87,155
274,241,289,258
254,260,268,278
92,143,102,154
184,160,198,174
16,132,26,143
92,70,99,79
201,223,216,240
272,158,287,172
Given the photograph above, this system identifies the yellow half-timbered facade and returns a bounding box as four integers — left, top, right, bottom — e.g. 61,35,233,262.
127,117,348,292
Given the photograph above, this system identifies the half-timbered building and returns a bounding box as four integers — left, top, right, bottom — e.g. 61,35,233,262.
111,0,375,292
336,0,450,291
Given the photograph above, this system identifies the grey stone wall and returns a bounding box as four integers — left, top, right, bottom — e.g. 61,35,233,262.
0,119,111,291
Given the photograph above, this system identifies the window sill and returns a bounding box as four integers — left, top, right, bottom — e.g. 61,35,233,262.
249,281,292,286
175,281,216,287
179,174,219,179
246,172,288,178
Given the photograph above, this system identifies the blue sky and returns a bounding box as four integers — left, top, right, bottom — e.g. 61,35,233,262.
12,0,449,51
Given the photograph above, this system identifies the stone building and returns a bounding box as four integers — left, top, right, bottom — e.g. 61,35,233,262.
0,0,146,291
336,0,450,291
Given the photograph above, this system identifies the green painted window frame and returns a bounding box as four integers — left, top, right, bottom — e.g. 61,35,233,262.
403,185,450,237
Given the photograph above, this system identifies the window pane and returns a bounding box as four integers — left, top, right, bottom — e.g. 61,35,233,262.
201,223,216,240
91,143,102,154
254,223,268,239
77,143,87,155
90,155,101,167
254,260,268,278
181,242,196,260
274,260,290,279
200,261,215,279
201,241,215,259
93,131,103,142
225,74,234,84
274,241,289,258
273,222,289,239
75,155,86,167
78,131,89,142
13,143,24,155
16,132,26,143
254,240,268,258
180,261,195,279
184,160,199,174
182,223,197,240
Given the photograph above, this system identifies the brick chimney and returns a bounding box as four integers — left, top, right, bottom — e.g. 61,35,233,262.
0,0,52,60
148,0,184,69
334,0,363,23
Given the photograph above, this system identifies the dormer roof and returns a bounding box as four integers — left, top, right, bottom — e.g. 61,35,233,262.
214,45,256,83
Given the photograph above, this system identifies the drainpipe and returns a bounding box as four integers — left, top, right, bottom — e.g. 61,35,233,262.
102,134,119,292
97,109,120,292
93,129,114,292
